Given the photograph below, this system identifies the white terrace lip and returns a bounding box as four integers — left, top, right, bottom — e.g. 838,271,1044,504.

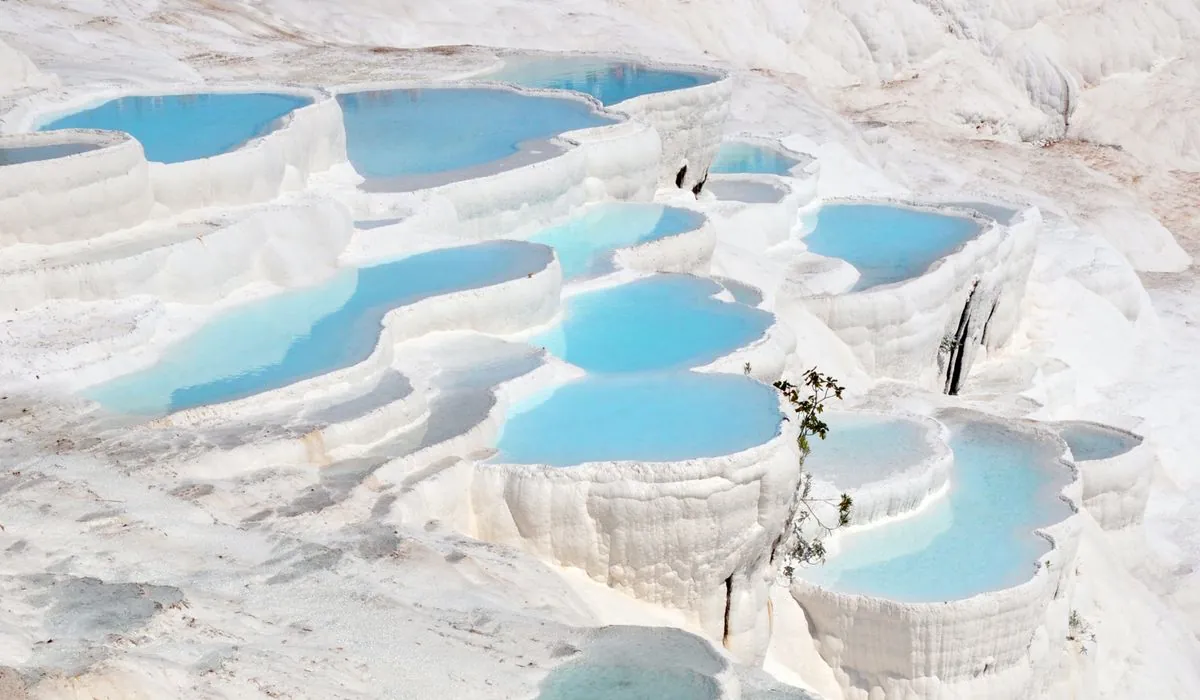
7,83,327,140
471,386,800,656
5,83,347,215
339,80,666,254
332,80,625,193
796,198,996,297
791,409,1084,697
0,129,151,246
86,243,562,429
453,52,734,191
1051,419,1153,530
715,134,818,176
0,129,118,157
782,199,1040,389
470,48,729,105
804,409,954,531
0,198,353,314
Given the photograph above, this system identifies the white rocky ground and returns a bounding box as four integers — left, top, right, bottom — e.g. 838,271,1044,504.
1,1,1199,698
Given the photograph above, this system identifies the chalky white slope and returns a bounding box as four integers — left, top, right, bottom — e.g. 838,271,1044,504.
1,1,1199,699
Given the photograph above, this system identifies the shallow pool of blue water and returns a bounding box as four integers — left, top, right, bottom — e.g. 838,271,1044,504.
538,664,719,700
710,141,799,175
802,203,981,290
337,87,616,183
804,413,934,489
41,93,312,164
87,241,552,415
1058,422,1141,462
493,372,781,466
801,416,1073,602
533,275,771,373
0,142,101,165
530,203,704,280
486,56,717,106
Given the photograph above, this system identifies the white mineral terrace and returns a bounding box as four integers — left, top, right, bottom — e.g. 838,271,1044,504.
0,10,1196,700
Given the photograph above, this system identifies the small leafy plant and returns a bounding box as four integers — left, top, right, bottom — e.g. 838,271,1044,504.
1067,609,1096,654
775,368,853,579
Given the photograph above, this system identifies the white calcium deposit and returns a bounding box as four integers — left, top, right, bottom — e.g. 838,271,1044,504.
1,2,1198,699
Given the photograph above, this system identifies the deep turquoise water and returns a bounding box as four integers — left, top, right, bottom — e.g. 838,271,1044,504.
493,372,781,466
710,141,799,175
801,417,1074,602
802,203,981,290
533,275,772,373
41,93,312,163
804,413,934,489
530,203,704,280
0,143,101,165
486,56,716,106
1058,422,1141,461
337,87,616,180
87,242,552,415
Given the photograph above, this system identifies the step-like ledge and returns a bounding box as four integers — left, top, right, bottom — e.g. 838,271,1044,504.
0,130,152,246
14,85,346,214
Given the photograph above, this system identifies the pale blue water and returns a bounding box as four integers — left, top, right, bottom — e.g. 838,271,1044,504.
337,87,617,180
710,142,799,175
487,56,717,106
802,417,1074,602
493,373,781,466
0,143,101,165
804,413,933,489
802,203,981,290
533,275,772,373
530,203,705,280
87,242,552,415
538,664,719,700
1058,422,1141,462
41,93,312,164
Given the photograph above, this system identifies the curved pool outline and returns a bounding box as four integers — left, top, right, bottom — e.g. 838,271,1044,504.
0,129,154,247
709,136,812,177
789,410,1084,696
705,176,791,204
0,139,101,166
31,84,329,164
335,80,628,190
1053,420,1143,462
797,408,1080,604
83,240,560,417
489,371,785,468
0,128,133,169
474,50,726,108
530,273,776,374
804,409,954,529
799,199,990,293
527,202,708,281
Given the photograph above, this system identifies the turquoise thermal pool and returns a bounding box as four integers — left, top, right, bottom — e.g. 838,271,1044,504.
1057,422,1142,462
529,203,705,280
803,413,936,489
0,142,102,165
532,275,772,373
337,87,617,188
801,416,1074,602
538,664,719,700
802,203,982,290
86,241,553,415
485,56,718,106
40,92,312,163
710,141,800,175
492,372,781,467
705,179,787,204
